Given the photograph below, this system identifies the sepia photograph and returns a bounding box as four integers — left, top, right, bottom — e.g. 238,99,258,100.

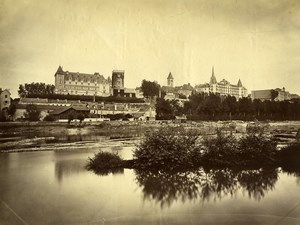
0,0,300,224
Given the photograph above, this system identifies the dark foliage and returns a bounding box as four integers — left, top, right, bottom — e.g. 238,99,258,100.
155,98,176,120
141,80,161,97
43,114,56,121
86,151,124,173
18,82,55,98
202,131,239,166
24,104,41,121
202,127,277,167
133,126,202,170
160,92,300,121
77,114,85,123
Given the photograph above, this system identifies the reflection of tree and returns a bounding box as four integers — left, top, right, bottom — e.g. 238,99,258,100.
135,168,279,208
91,167,124,176
237,169,278,200
282,167,300,186
135,169,202,208
55,159,87,182
200,168,238,202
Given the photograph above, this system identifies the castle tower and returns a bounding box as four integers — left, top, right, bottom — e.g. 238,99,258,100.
112,70,125,97
54,65,65,94
167,72,174,87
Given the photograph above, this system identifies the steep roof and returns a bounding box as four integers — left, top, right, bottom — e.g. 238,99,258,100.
167,72,174,80
50,106,89,115
237,79,243,87
56,66,64,74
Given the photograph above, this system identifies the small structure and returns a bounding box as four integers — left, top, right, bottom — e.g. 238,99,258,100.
50,106,89,120
174,115,187,123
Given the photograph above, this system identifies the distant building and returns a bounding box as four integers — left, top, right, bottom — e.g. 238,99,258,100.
251,87,298,101
162,72,194,100
195,67,248,99
111,70,139,98
175,83,194,98
54,66,111,96
167,72,174,88
0,89,11,111
112,70,125,97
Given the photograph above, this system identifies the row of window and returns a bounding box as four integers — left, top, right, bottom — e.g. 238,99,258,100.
64,74,108,83
64,86,107,92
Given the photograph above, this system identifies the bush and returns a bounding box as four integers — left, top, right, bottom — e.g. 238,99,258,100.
87,151,123,172
24,104,40,121
238,133,277,166
77,114,85,123
202,131,238,166
202,129,277,167
133,126,201,170
43,114,56,121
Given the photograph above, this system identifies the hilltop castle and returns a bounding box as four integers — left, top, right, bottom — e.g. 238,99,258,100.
54,66,111,96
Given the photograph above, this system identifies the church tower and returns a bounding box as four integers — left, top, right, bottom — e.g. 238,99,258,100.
210,66,217,84
209,66,217,93
167,72,174,87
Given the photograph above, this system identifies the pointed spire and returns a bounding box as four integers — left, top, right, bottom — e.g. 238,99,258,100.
56,65,64,74
167,72,174,80
237,78,242,87
210,66,217,84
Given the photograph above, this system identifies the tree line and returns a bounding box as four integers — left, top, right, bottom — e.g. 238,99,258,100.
156,92,300,121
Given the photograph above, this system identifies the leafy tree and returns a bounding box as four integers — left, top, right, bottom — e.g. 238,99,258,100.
270,89,279,101
169,99,184,116
24,104,40,121
238,97,253,117
18,82,55,97
155,98,175,120
43,114,56,121
77,114,85,124
202,93,222,117
141,80,160,97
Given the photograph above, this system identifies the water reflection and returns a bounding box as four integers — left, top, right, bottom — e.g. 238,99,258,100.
55,159,86,182
134,168,279,208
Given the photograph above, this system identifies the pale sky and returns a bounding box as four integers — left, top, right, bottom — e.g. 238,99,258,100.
0,0,299,98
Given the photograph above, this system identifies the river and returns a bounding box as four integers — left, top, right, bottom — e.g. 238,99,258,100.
1,143,300,225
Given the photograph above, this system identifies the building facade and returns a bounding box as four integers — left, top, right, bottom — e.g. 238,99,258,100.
0,89,11,111
195,67,248,99
54,66,111,96
251,87,299,101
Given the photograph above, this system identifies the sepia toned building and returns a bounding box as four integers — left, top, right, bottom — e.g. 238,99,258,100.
195,67,248,99
0,89,11,111
251,87,299,101
54,66,111,96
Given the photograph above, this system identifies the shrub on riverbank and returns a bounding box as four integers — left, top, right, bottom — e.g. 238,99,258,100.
133,126,202,170
87,151,123,172
202,129,277,167
202,131,239,166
